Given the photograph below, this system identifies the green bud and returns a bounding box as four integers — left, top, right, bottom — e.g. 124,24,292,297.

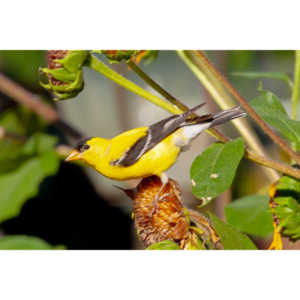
100,50,139,63
40,50,89,100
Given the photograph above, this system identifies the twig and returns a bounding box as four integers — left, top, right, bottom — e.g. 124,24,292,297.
190,50,300,166
0,127,26,142
0,72,83,141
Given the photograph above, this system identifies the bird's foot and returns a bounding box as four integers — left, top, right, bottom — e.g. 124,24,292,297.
149,193,170,218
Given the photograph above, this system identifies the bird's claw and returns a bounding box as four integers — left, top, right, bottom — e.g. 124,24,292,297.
149,193,170,218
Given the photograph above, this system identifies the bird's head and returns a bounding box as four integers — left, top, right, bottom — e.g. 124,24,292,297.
65,137,109,164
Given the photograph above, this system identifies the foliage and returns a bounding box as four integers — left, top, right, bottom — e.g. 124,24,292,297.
273,175,300,240
147,240,181,250
0,235,64,250
209,213,257,249
225,195,273,237
190,138,244,205
250,88,300,151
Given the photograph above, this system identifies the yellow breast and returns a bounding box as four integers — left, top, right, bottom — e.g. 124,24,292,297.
93,127,183,180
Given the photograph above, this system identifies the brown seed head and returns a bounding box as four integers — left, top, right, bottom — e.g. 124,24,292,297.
130,176,189,247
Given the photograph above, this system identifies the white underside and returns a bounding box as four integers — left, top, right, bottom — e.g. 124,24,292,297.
174,123,212,148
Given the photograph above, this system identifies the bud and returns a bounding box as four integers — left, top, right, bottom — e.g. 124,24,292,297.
40,50,89,100
100,50,139,63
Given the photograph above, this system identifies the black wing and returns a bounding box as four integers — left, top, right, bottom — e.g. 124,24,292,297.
111,103,208,167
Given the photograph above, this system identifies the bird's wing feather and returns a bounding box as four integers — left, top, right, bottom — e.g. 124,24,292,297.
111,103,208,167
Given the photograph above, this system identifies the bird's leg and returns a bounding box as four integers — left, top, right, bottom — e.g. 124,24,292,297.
149,173,169,217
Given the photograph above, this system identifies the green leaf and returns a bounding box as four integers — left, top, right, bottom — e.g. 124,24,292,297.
250,89,300,151
209,213,257,250
21,132,58,155
147,240,181,250
225,195,273,237
231,71,293,90
0,151,59,223
190,138,244,205
0,235,65,250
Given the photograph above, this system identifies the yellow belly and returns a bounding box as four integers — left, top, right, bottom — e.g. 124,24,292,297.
95,133,181,180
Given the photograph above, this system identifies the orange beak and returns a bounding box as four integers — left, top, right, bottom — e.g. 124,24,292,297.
65,149,81,162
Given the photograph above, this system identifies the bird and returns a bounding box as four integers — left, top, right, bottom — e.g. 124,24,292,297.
65,104,246,214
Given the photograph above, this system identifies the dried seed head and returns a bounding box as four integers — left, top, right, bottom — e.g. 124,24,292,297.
126,176,189,247
120,175,221,250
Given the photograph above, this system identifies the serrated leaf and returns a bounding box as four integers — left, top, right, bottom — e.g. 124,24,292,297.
147,240,181,250
0,235,65,250
209,213,257,250
225,195,273,237
250,89,300,151
0,151,59,223
190,138,244,204
231,71,293,90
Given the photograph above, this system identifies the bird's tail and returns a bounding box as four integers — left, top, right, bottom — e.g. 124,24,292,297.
183,105,246,128
180,106,246,141
210,106,247,127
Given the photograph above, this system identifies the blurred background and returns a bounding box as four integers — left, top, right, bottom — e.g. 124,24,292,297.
0,50,295,249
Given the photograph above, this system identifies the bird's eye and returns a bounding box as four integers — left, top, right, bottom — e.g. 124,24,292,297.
80,144,90,152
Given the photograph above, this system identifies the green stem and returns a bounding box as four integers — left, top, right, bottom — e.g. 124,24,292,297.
292,50,300,120
86,55,182,115
127,60,190,113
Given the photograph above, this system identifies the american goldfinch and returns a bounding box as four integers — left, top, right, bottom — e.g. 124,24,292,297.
65,104,246,213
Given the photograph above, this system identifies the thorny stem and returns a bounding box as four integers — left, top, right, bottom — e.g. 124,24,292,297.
187,50,300,167
127,60,300,179
0,72,83,141
292,50,300,120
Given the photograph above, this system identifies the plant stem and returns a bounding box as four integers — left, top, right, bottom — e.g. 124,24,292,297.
127,60,300,180
86,55,182,115
0,72,83,141
245,149,300,180
127,60,189,112
292,50,300,120
179,50,300,168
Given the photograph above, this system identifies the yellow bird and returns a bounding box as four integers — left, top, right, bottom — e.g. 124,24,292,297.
65,104,246,212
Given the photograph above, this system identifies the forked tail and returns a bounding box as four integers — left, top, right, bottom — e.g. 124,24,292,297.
210,106,247,127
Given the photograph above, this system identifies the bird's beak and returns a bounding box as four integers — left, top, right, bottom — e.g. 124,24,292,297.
65,149,81,162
